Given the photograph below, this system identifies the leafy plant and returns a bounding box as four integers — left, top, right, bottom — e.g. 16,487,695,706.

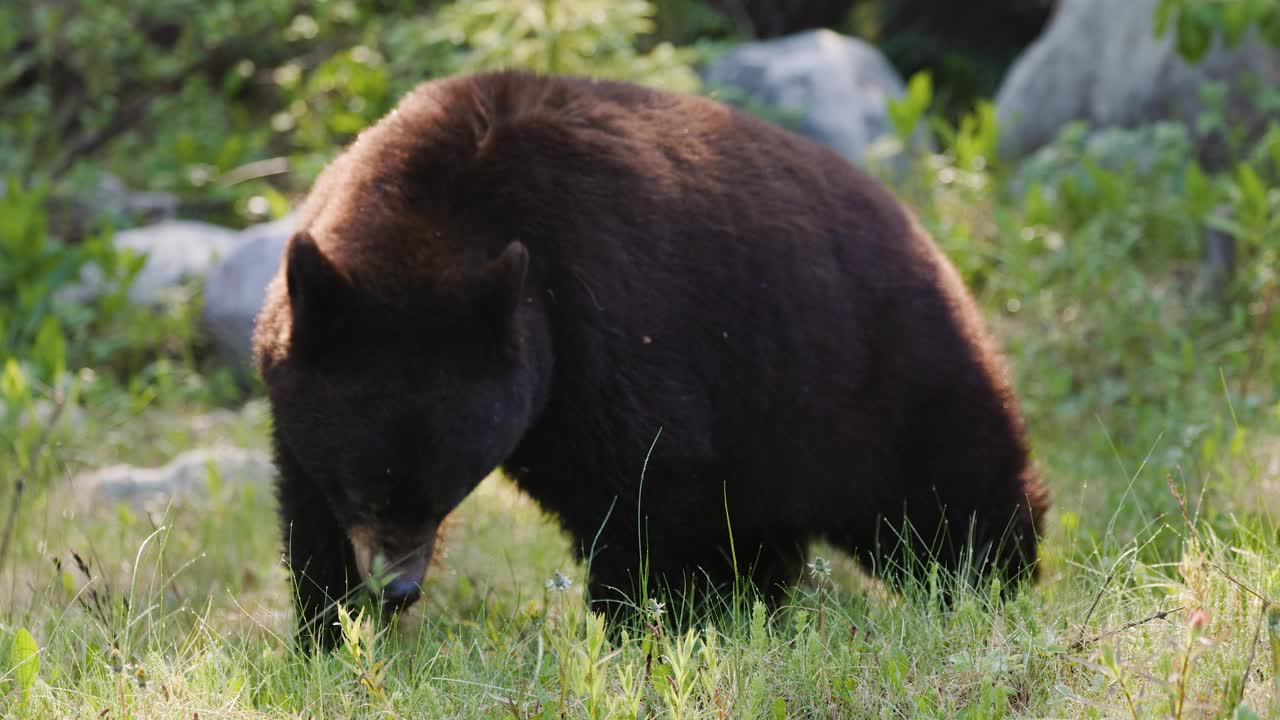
400,0,701,92
5,626,40,703
335,604,394,710
0,179,145,385
1156,0,1280,63
887,70,932,144
2,0,705,219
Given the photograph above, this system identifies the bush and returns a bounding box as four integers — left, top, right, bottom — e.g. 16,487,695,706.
883,73,1279,459
1,0,704,232
393,0,701,91
1156,0,1280,63
0,180,144,384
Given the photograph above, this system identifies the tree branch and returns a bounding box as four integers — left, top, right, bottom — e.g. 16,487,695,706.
1068,606,1185,652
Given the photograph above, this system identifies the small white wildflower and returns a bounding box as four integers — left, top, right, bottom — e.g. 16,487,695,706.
807,556,833,579
646,598,666,619
545,570,573,593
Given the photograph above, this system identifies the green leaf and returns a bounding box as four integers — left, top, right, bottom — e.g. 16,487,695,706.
1234,163,1268,231
1220,1,1252,46
1260,6,1280,49
9,627,40,698
772,696,787,720
1175,6,1213,63
1153,0,1178,37
1184,161,1216,220
1,358,30,409
261,185,291,219
327,111,368,135
32,315,67,380
906,71,931,109
887,72,931,143
1267,126,1280,178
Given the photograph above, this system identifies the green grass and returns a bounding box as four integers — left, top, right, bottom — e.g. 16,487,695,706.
2,397,1277,719
3,120,1280,718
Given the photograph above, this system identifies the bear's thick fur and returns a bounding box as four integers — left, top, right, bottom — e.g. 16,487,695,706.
254,71,1049,648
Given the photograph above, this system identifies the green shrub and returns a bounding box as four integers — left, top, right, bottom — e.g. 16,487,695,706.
408,0,701,91
881,73,1279,473
1156,0,1280,63
0,179,229,402
1,0,704,228
0,179,143,385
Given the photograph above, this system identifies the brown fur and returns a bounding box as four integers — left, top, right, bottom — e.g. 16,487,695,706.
254,71,1049,649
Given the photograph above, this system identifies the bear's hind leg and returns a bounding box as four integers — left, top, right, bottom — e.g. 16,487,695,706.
828,414,1045,600
740,536,807,605
582,524,804,627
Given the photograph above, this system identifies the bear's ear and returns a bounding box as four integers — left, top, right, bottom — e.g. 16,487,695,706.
468,241,529,330
285,231,350,342
468,83,495,148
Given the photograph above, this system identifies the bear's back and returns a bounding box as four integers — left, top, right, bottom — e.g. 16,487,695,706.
356,74,1019,538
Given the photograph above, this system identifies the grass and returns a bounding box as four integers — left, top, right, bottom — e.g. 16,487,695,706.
2,400,1277,718
3,120,1280,718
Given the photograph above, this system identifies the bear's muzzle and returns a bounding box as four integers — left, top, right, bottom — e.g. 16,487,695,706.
347,525,433,611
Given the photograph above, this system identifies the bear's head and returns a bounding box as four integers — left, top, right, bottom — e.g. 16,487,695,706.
257,221,551,612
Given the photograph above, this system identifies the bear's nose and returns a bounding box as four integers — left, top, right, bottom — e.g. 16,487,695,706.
380,576,422,611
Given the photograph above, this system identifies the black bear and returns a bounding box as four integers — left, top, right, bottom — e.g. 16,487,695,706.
254,70,1049,648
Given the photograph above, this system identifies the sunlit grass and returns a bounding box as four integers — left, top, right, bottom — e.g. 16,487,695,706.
2,382,1278,719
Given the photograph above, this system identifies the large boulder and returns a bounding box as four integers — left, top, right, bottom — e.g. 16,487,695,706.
701,29,910,168
201,213,295,366
69,446,274,512
996,0,1280,166
57,211,294,369
61,220,244,306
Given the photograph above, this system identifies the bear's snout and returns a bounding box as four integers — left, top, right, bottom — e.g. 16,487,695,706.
347,525,432,611
381,575,423,610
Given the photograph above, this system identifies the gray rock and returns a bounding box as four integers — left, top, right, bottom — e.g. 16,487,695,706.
201,213,295,366
996,0,1280,165
701,29,910,168
70,446,273,512
61,220,245,306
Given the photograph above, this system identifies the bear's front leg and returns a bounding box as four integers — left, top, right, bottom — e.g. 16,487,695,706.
273,436,358,651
